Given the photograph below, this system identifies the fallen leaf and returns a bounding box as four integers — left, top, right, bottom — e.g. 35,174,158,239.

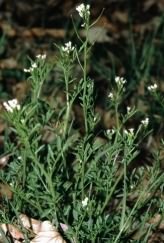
12,81,29,101
0,183,13,199
0,155,10,169
22,28,65,39
112,11,128,24
19,214,42,234
143,0,156,11
59,223,69,232
148,214,164,230
0,21,16,37
144,0,164,11
31,221,66,243
0,58,18,69
0,223,24,240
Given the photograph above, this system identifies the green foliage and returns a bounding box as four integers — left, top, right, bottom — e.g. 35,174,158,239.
0,4,163,243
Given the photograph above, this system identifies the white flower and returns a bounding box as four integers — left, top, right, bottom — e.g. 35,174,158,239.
141,117,149,126
124,129,129,135
82,197,89,207
148,83,157,92
106,129,115,136
124,128,134,136
129,128,134,134
127,106,131,113
24,68,30,73
62,41,75,54
3,99,20,112
36,53,46,59
94,116,97,122
76,4,90,18
24,62,38,73
108,92,114,99
115,76,126,86
31,62,37,69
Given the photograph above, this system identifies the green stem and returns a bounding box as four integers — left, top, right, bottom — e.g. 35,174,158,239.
36,79,44,100
115,102,119,129
75,211,87,240
63,68,70,139
81,158,85,199
83,26,89,135
101,170,124,214
120,160,127,231
113,188,146,243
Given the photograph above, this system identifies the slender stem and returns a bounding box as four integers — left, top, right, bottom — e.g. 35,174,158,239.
80,26,90,197
22,154,27,187
81,158,85,199
75,211,87,240
36,79,44,99
115,102,119,129
63,68,70,139
101,170,124,214
120,160,127,231
113,189,146,243
83,26,89,135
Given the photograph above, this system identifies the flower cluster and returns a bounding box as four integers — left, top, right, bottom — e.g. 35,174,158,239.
127,106,131,113
124,128,134,136
24,54,46,73
24,62,37,73
61,41,75,54
3,99,20,112
115,76,126,86
108,92,114,100
82,197,89,207
76,3,90,27
36,54,46,60
76,4,90,18
147,83,157,92
141,117,149,126
106,129,115,136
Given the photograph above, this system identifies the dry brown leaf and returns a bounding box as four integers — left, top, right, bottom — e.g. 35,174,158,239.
143,0,157,10
1,215,66,242
0,119,6,133
112,11,128,24
148,214,164,230
12,81,29,101
0,223,24,240
19,214,42,234
21,28,65,39
30,221,66,243
0,155,10,169
103,110,116,129
0,21,16,37
0,183,13,199
134,17,160,35
148,232,164,242
144,0,164,11
95,15,118,33
0,58,18,69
